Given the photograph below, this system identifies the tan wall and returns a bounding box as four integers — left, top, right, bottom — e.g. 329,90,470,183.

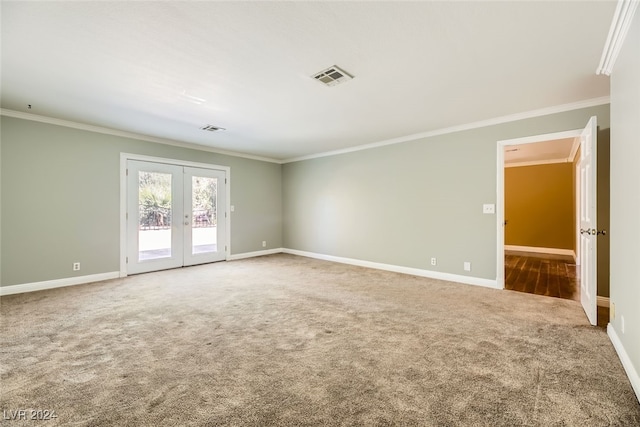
505,162,575,250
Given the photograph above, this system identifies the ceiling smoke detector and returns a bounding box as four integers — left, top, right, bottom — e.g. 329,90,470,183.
200,124,226,132
312,65,353,87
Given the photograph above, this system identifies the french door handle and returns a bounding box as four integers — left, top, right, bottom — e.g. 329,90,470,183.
580,228,593,235
597,229,607,236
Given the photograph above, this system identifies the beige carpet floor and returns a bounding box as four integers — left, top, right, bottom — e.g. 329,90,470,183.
1,254,639,426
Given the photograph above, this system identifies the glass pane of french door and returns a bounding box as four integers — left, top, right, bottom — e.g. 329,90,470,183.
138,170,173,260
191,175,217,255
183,167,227,266
127,160,183,275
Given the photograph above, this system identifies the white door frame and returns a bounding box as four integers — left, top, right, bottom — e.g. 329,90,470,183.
119,153,231,277
496,129,582,289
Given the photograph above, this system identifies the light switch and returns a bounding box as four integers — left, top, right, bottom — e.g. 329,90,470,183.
483,204,495,214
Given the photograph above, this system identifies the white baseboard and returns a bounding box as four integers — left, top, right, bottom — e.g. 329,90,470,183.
282,248,499,289
597,296,610,307
505,245,576,261
0,272,121,296
607,324,640,403
229,248,283,261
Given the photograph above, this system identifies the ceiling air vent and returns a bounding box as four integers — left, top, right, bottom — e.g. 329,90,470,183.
312,65,353,87
200,124,226,132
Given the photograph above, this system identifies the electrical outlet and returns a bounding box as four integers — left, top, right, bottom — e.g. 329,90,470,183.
73,262,80,271
482,204,495,214
262,241,267,248
463,262,471,271
430,257,437,266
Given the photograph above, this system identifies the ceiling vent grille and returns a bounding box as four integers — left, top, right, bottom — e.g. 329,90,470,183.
200,124,226,132
312,65,353,87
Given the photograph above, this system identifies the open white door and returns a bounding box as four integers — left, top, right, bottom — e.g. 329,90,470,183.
579,116,598,325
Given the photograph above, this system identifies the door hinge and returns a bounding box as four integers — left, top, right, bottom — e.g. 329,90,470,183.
126,168,128,176
126,212,128,220
225,212,227,218
126,256,129,264
225,246,227,252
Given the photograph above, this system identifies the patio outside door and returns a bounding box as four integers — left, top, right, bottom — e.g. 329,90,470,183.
126,160,227,275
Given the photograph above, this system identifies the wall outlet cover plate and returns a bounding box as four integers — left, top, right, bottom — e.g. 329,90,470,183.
483,204,495,214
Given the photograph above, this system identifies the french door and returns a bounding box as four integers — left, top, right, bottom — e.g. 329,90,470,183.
126,160,227,275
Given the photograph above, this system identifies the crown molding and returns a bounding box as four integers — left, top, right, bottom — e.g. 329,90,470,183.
0,109,281,164
2,95,610,166
283,96,610,164
505,158,571,169
597,0,639,76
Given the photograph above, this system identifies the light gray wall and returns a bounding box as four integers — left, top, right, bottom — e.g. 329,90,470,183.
0,116,282,287
609,11,640,394
283,104,610,282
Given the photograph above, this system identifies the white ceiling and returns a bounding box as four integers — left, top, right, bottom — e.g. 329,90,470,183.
504,138,578,166
1,1,614,161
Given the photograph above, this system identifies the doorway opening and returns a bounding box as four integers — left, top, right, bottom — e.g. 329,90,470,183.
503,136,581,303
504,137,580,301
496,118,602,326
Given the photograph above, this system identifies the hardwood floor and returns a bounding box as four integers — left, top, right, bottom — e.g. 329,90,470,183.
505,253,610,328
597,306,610,329
505,254,579,301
